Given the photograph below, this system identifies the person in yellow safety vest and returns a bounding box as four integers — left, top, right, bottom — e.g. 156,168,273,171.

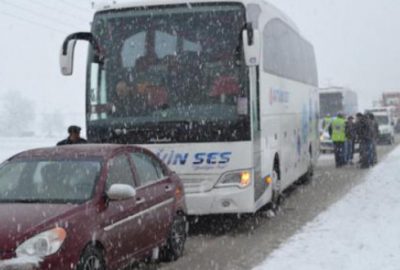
329,113,346,167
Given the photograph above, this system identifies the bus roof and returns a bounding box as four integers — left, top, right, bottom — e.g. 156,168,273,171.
93,0,300,33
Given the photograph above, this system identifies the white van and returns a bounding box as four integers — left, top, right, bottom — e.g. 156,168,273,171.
367,108,396,144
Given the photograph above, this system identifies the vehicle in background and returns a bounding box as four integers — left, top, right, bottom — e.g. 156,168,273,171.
320,124,334,153
382,92,400,133
59,0,320,215
0,145,187,270
319,117,359,154
366,108,396,144
319,86,358,119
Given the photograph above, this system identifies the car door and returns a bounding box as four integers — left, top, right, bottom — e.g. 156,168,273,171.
101,153,147,266
129,150,176,245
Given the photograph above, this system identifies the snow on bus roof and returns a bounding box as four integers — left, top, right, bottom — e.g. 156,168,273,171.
92,0,300,33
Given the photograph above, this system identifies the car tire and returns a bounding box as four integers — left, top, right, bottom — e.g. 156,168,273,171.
76,245,106,270
160,214,187,262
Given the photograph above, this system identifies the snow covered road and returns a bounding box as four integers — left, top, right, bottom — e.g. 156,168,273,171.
161,142,398,270
254,145,400,270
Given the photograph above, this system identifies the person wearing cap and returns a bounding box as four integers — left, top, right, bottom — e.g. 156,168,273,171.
355,113,374,168
56,126,88,146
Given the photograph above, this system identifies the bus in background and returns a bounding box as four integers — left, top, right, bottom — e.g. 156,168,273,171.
59,0,319,215
319,86,358,119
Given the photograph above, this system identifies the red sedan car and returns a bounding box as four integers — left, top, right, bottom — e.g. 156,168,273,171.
0,144,187,270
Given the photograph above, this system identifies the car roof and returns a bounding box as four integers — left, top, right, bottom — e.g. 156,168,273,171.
9,144,142,161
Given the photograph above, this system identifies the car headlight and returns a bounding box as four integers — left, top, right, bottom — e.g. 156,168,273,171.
16,227,66,258
215,170,252,188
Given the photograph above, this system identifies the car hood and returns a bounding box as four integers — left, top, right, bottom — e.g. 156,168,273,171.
0,203,76,251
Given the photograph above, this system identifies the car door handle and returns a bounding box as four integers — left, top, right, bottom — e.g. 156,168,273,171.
136,197,146,205
165,185,173,192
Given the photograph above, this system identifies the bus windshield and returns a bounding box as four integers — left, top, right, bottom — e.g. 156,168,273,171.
87,3,250,144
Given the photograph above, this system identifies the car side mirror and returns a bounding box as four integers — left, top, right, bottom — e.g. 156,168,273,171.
106,184,136,201
242,23,260,66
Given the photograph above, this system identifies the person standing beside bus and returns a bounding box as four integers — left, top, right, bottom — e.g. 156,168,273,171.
367,113,379,165
329,113,346,167
356,113,373,168
345,116,356,165
57,126,87,146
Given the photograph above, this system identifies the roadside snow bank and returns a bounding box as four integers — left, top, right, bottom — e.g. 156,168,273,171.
254,146,400,270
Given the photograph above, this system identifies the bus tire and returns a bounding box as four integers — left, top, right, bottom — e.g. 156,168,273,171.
271,159,282,209
299,146,314,184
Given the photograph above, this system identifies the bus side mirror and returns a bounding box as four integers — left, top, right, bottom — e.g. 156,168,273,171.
60,32,103,76
60,39,77,76
242,23,260,66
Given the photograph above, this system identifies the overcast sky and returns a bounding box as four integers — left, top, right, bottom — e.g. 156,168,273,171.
1,0,399,131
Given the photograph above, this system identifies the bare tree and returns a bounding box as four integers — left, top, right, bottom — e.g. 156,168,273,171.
0,91,36,136
41,111,65,137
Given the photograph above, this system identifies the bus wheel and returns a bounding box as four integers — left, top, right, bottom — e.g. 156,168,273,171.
271,167,282,210
300,160,314,184
299,147,314,184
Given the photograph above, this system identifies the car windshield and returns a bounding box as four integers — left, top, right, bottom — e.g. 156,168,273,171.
375,115,389,125
0,160,101,203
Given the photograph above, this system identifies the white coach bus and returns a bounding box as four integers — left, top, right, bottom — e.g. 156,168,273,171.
60,0,319,215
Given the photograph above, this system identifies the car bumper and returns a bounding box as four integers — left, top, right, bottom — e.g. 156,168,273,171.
379,133,392,141
0,254,74,270
0,256,41,270
320,141,333,152
185,186,255,215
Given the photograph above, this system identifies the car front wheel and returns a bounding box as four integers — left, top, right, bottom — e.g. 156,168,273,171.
76,245,106,270
160,214,187,262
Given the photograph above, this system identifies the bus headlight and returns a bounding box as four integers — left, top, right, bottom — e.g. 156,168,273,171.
216,170,252,188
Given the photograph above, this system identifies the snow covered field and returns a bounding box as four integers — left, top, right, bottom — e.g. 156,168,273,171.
0,137,56,162
254,145,400,270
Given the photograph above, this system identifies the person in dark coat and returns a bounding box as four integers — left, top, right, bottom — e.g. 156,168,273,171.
355,113,373,168
345,116,356,164
57,125,87,146
367,113,379,165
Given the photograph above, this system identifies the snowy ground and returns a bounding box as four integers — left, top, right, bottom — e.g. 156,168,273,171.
254,145,400,270
0,137,56,162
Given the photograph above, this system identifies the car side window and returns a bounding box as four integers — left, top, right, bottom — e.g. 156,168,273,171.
130,152,165,186
106,155,135,189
